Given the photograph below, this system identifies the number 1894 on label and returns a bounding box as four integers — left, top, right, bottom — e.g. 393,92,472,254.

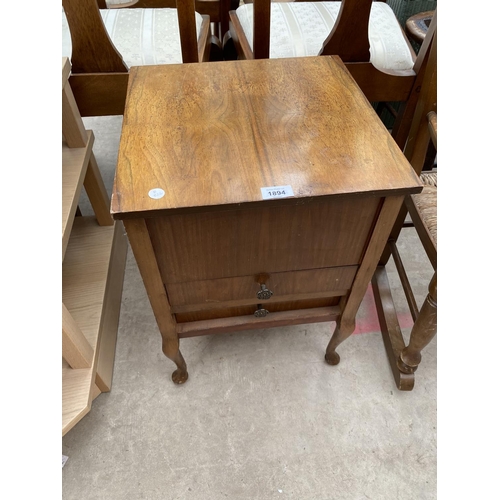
260,185,294,199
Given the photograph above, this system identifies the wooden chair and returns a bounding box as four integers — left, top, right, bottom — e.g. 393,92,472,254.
372,20,437,390
227,0,436,150
96,0,235,46
62,0,212,117
405,10,435,46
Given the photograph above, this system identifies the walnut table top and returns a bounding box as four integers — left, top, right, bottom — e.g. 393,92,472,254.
111,56,420,219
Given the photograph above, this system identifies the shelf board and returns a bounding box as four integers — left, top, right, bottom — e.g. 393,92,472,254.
62,358,93,432
62,130,94,260
62,216,116,435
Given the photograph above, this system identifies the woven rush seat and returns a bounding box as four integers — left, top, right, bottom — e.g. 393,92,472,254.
420,171,437,187
411,176,437,249
62,8,204,66
233,1,415,71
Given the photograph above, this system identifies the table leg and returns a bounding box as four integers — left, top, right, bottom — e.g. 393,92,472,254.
325,320,355,365
123,218,189,384
325,196,404,367
162,335,189,384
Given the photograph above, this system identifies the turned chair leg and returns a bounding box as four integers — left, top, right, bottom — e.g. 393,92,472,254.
398,272,437,374
162,335,189,384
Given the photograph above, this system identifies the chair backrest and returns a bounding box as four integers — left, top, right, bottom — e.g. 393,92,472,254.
320,0,372,61
63,0,127,73
62,0,210,116
62,0,201,74
251,0,379,61
402,20,437,174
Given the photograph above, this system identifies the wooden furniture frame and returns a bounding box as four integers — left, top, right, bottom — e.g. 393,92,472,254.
111,55,422,384
372,24,437,391
62,58,128,434
228,1,437,151
405,10,435,46
62,0,212,117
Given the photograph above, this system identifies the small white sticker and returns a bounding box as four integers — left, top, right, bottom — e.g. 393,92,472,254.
62,455,69,468
261,185,294,199
148,188,165,199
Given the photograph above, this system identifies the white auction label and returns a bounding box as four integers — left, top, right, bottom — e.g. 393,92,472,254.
148,188,165,199
260,185,294,199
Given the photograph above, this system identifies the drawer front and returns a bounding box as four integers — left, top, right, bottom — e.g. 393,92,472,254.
174,296,342,323
147,197,380,284
167,266,357,311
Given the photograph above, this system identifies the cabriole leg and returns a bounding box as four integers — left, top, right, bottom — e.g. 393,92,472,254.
123,218,189,385
162,335,188,384
325,320,356,366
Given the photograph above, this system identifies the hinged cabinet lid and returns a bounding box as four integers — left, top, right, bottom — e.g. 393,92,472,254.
112,56,421,219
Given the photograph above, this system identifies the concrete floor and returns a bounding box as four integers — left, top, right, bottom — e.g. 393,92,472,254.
62,115,437,499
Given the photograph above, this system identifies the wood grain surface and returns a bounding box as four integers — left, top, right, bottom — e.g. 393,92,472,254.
111,56,421,219
175,296,341,323
147,197,379,283
166,266,357,307
176,305,341,337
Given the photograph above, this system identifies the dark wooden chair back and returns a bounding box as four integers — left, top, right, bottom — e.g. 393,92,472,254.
62,0,210,116
250,0,373,62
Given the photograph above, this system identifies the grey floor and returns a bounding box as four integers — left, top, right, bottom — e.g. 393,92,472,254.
62,115,437,500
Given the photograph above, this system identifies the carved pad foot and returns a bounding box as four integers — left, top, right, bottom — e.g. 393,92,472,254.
325,351,340,366
162,341,188,384
172,368,189,384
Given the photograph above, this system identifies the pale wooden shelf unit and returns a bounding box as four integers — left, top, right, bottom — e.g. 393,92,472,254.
62,131,93,259
62,57,127,436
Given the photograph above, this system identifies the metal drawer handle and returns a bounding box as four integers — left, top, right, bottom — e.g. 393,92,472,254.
256,284,273,300
254,304,269,318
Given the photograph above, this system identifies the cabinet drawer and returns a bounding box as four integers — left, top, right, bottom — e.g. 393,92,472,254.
174,296,342,323
147,197,380,284
167,266,357,312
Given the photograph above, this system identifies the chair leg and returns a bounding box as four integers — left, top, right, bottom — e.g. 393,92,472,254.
209,34,224,61
372,266,415,390
398,272,437,374
222,32,238,61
